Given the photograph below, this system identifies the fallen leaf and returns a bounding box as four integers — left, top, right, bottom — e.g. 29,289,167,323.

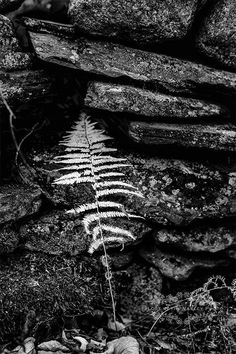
11,338,35,354
72,337,88,352
38,340,70,352
105,337,139,354
107,320,126,332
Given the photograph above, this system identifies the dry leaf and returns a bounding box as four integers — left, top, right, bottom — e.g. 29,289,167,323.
38,340,70,352
72,337,88,352
105,336,139,354
11,338,35,354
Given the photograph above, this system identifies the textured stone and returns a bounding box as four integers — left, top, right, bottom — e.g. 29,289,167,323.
0,15,32,70
68,0,198,45
85,82,229,120
196,0,236,71
0,70,54,108
28,29,236,99
140,245,225,281
0,252,102,343
154,226,236,253
122,121,236,151
0,226,19,254
123,154,236,226
0,185,42,225
0,0,23,13
20,209,149,256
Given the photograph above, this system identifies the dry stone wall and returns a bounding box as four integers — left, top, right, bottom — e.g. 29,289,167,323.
0,0,236,341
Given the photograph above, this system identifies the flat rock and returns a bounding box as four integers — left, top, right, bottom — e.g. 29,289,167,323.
28,28,236,99
0,0,23,13
123,155,236,225
0,184,42,225
0,15,32,70
68,0,198,45
154,226,236,253
140,245,226,281
0,252,102,342
196,0,236,71
85,82,229,120
122,121,236,151
28,128,236,227
0,70,54,108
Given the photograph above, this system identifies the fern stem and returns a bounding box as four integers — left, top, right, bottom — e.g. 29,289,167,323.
84,118,117,325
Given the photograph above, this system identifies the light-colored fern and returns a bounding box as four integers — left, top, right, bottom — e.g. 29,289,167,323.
53,111,144,253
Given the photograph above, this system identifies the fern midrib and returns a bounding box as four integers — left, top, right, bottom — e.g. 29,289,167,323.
84,118,117,324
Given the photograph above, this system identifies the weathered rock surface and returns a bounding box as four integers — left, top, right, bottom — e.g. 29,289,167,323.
196,0,236,71
28,29,236,99
0,252,102,342
154,225,236,253
29,145,236,227
85,82,229,120
0,226,19,254
68,0,198,45
20,210,149,255
0,0,23,13
122,121,236,151
140,245,226,280
0,185,42,225
123,154,236,225
0,70,54,108
0,15,32,70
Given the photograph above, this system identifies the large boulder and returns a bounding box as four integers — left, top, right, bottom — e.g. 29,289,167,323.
68,0,198,45
0,15,32,70
85,82,229,121
196,0,236,71
28,27,236,99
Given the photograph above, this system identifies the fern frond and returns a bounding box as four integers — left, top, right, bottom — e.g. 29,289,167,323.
83,211,129,233
92,224,135,240
66,201,124,214
53,175,94,185
97,188,144,199
98,172,125,179
94,164,131,172
89,235,131,253
93,157,127,165
95,181,137,190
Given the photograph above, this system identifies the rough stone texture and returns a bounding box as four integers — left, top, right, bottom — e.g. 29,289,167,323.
20,210,149,255
0,226,19,254
85,82,229,120
196,0,236,71
0,185,42,225
28,29,236,99
0,0,23,13
28,146,236,227
0,15,32,70
68,0,198,45
123,154,236,226
0,252,103,343
154,225,236,253
0,70,54,108
122,121,236,151
115,263,162,320
140,245,225,281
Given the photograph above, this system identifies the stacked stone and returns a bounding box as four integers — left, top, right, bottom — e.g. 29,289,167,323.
0,0,236,340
